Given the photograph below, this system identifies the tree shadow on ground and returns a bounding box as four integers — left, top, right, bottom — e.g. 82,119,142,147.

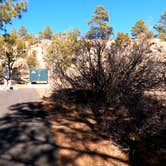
44,89,129,166
127,95,166,166
45,88,166,166
0,102,57,166
100,94,166,166
2,89,164,166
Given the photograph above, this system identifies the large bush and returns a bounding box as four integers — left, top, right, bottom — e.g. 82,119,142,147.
26,51,38,69
52,39,163,107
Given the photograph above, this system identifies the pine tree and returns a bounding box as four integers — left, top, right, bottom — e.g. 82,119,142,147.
0,32,27,78
86,6,113,40
154,10,166,41
43,26,53,40
131,19,148,38
18,26,27,38
114,32,131,48
0,0,27,31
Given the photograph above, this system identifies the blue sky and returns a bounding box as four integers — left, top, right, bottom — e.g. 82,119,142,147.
7,0,166,37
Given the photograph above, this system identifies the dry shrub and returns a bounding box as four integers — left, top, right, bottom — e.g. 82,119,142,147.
52,38,164,109
50,38,165,165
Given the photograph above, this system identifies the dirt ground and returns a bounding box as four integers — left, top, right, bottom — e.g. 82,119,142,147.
0,83,165,166
44,95,129,166
0,84,129,166
43,87,166,166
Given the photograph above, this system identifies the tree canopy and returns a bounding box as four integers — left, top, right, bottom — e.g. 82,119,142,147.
0,0,27,31
38,26,53,40
131,19,148,38
0,32,27,78
114,32,131,48
154,10,166,41
86,6,113,40
44,29,80,71
18,25,28,37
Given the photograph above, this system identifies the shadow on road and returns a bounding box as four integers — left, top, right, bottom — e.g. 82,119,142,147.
0,102,57,166
0,99,128,166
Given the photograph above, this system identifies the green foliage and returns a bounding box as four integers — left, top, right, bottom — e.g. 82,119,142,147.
27,51,38,68
131,19,148,38
0,0,27,31
18,25,27,37
114,32,131,48
38,26,53,40
0,32,27,78
16,26,36,50
154,10,166,40
11,28,17,36
146,31,155,39
44,29,80,71
23,33,36,44
154,10,166,32
43,26,53,39
159,31,166,41
37,32,44,40
86,6,113,39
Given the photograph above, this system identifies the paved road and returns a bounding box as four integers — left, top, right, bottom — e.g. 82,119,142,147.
0,88,57,166
0,88,41,117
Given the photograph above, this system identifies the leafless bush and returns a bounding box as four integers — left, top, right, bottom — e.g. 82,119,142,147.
52,39,164,108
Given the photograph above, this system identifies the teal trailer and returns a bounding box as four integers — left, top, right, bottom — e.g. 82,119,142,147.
29,69,48,83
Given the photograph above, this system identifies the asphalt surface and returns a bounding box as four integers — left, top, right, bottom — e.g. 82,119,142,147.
0,88,41,117
0,88,57,166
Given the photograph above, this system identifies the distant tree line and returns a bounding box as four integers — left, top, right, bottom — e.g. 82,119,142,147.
0,2,165,83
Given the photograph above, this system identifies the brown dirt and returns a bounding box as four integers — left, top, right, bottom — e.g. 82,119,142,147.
43,87,166,166
43,93,129,166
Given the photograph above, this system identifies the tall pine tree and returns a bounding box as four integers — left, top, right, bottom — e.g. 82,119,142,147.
131,19,148,38
154,10,166,41
86,6,113,40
